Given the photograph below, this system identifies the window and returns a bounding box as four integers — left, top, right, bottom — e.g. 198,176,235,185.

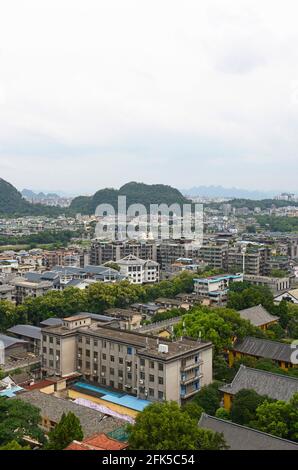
49,337,53,344
43,335,47,342
49,348,54,355
150,361,155,369
86,350,90,357
127,347,132,355
110,367,114,375
56,338,60,346
101,378,106,385
127,372,132,380
158,363,164,372
49,360,53,367
102,365,106,372
119,370,123,378
158,391,164,400
110,355,114,362
118,383,123,390
158,377,164,385
149,374,154,383
149,388,154,397
110,380,114,388
140,358,145,366
140,372,145,380
86,338,90,345
43,347,46,353
94,351,98,358
102,353,106,360
119,357,123,364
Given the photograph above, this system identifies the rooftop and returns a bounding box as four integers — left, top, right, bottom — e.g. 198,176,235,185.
0,333,27,349
232,336,294,363
238,304,279,327
199,413,298,450
7,324,41,341
15,390,123,438
219,365,298,402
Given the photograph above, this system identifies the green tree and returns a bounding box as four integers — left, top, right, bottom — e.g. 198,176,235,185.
215,407,231,420
192,382,222,415
0,440,30,450
127,401,227,450
0,397,45,446
230,389,269,426
45,412,83,450
182,402,204,421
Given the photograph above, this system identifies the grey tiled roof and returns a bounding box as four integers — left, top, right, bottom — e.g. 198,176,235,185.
15,390,123,438
0,333,27,348
7,324,41,340
238,304,278,327
199,414,298,450
219,365,298,401
40,318,63,327
232,337,293,363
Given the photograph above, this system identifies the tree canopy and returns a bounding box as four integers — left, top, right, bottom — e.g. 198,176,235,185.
45,412,83,450
127,401,227,450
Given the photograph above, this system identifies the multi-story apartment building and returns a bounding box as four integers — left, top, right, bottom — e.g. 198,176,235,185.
197,244,229,270
194,273,243,306
43,249,80,269
227,245,270,276
90,240,157,265
41,314,213,404
117,255,159,284
157,240,199,272
9,278,53,304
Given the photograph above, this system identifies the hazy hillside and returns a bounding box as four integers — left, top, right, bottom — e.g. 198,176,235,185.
70,181,190,214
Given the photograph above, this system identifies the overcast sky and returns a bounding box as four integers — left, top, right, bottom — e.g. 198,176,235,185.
1,0,298,194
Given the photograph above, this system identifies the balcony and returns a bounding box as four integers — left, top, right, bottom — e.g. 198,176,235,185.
180,373,203,385
181,359,203,372
180,388,200,399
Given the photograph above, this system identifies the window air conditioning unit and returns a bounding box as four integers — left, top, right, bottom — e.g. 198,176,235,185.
78,353,81,358
158,344,169,353
139,379,144,384
127,367,131,372
101,372,105,377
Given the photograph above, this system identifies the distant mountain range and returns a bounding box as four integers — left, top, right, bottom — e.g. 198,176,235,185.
181,186,280,199
22,189,61,200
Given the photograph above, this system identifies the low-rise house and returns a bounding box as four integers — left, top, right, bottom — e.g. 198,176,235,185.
15,390,123,437
228,336,297,370
9,278,53,304
7,324,41,354
154,297,191,311
0,333,28,366
238,304,279,330
274,288,298,304
199,414,298,450
219,365,298,410
65,433,128,450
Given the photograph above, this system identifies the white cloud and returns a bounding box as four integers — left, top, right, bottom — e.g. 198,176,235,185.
0,0,298,192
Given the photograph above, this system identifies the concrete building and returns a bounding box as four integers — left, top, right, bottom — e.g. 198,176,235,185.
198,244,228,270
90,240,157,265
9,278,53,304
117,255,159,284
41,314,213,405
243,274,290,293
193,273,243,306
7,324,41,354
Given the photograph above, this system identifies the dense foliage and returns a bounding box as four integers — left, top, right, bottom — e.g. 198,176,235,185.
0,230,81,247
127,401,228,450
45,412,83,450
0,397,45,446
0,271,195,329
257,215,298,233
